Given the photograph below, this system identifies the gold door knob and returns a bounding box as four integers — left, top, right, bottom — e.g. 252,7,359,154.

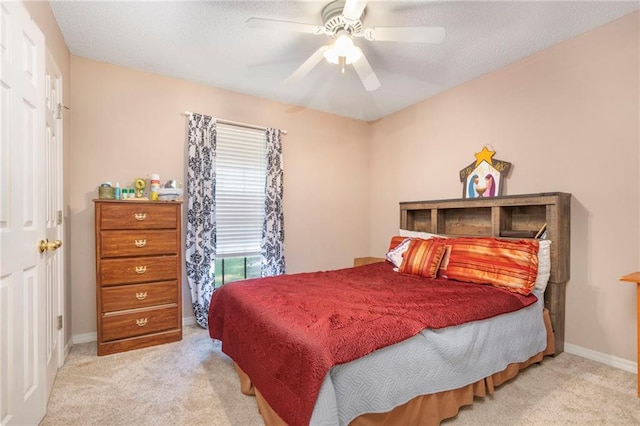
38,239,62,253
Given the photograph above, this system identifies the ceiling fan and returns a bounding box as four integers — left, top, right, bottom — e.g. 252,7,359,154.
246,0,445,92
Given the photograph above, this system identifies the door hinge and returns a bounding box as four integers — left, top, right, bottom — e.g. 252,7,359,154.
57,315,63,330
57,210,63,225
55,103,69,120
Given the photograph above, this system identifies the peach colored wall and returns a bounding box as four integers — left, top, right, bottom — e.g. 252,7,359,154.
369,13,639,363
69,57,371,335
23,0,72,344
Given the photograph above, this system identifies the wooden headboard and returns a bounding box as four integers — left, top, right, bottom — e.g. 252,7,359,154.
399,192,571,355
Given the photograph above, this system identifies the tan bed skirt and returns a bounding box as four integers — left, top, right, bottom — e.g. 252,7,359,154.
233,309,556,426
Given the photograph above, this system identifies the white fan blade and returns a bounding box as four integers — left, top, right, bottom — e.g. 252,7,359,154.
352,51,380,92
365,26,445,43
246,18,324,35
286,45,329,84
342,0,367,21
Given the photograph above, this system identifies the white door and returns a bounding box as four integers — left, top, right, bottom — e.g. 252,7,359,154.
0,2,47,425
44,50,64,398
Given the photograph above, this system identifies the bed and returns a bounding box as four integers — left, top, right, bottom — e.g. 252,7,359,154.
209,193,570,425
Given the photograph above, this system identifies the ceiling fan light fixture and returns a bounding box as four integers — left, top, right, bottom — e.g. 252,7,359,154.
248,0,446,91
323,33,362,65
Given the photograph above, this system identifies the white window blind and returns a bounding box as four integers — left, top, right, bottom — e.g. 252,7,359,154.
215,123,266,257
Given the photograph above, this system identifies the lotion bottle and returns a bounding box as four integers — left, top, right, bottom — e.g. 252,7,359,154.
150,173,160,201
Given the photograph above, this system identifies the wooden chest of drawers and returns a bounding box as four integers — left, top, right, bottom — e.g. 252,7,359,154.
94,200,183,355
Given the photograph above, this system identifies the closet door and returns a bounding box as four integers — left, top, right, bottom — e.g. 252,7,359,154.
0,2,47,425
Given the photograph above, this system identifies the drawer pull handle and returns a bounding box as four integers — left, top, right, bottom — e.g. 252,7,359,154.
136,318,148,327
135,292,148,300
134,213,147,221
135,266,147,274
134,239,147,248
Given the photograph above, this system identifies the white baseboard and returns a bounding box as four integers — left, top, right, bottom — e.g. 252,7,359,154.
182,316,197,327
64,338,73,359
71,316,199,344
565,343,638,374
72,332,97,344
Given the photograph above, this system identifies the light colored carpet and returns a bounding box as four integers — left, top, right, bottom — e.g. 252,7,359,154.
41,325,640,426
41,325,262,426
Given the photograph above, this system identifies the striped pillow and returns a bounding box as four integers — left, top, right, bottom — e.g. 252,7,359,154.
388,235,407,251
399,238,447,279
438,237,539,295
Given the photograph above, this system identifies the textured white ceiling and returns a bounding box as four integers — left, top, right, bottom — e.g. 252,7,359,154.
50,1,639,121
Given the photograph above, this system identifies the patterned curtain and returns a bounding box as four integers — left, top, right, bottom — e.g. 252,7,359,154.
185,113,217,328
261,128,286,276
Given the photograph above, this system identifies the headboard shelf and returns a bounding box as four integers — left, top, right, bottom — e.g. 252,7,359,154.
400,192,571,355
437,207,492,236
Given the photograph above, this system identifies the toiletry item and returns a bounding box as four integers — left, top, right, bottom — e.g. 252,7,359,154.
114,182,121,200
150,173,160,201
128,188,135,199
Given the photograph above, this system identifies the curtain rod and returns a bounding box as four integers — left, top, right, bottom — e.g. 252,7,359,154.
182,111,287,135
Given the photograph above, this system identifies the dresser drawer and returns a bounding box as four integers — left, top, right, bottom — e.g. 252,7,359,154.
100,255,177,286
100,203,178,230
100,230,178,257
101,305,179,342
102,281,178,311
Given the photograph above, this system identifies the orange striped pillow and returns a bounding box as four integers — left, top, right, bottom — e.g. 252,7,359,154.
388,235,407,251
438,237,539,295
399,238,447,279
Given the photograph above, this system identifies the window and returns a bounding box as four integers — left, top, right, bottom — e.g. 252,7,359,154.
214,123,266,286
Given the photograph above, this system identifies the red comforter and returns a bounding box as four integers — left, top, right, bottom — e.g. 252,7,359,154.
208,262,537,426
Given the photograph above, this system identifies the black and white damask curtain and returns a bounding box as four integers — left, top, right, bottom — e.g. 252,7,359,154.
186,118,285,328
185,113,217,328
261,128,286,276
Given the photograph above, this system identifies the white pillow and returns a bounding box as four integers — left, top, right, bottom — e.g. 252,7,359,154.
535,239,552,293
399,229,445,240
386,237,412,268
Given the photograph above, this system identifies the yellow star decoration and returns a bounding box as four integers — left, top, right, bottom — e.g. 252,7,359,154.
474,146,495,167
